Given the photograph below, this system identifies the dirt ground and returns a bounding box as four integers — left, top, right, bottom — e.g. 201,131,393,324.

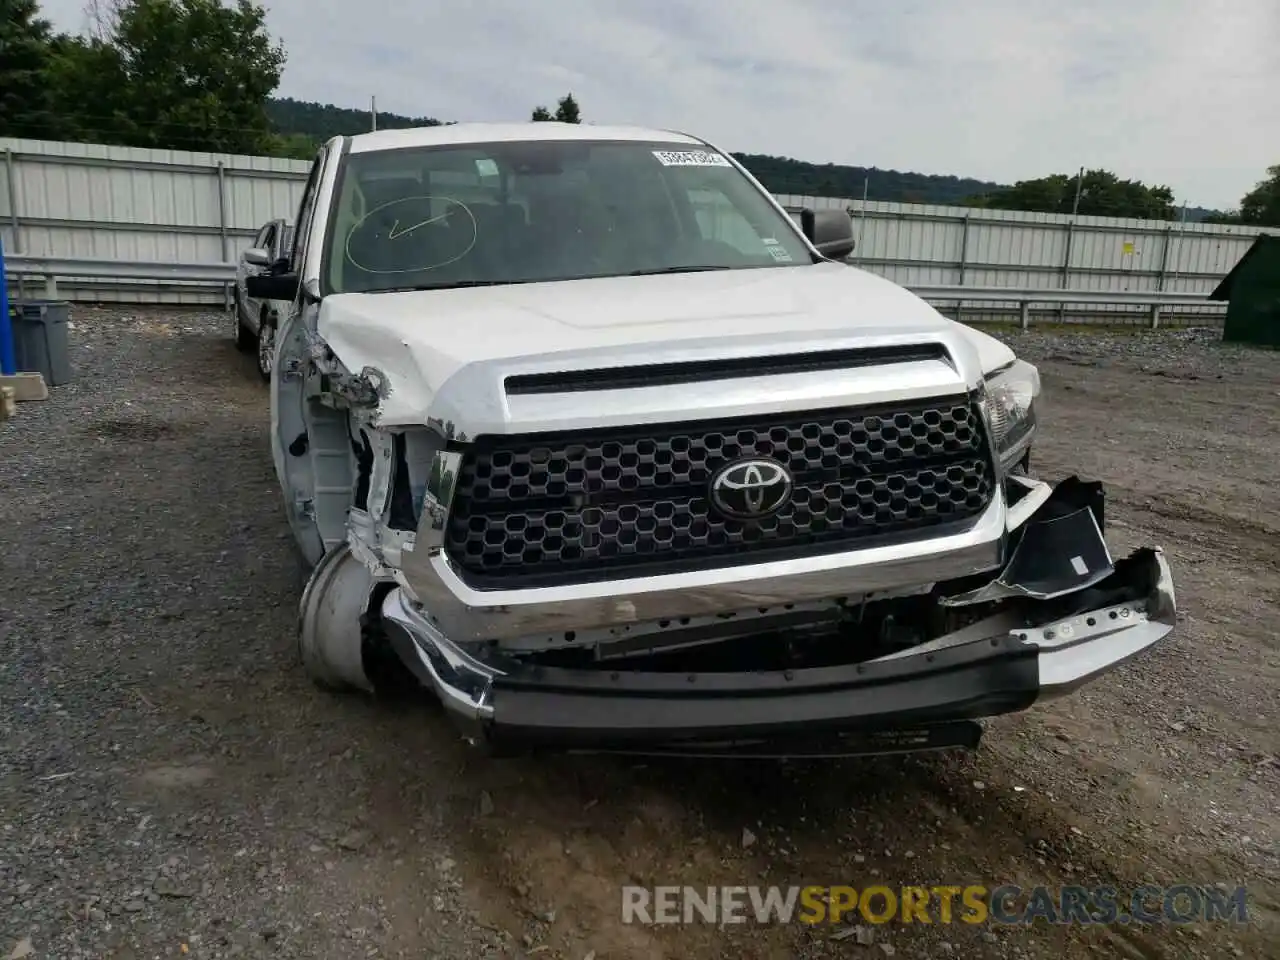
1,308,1276,960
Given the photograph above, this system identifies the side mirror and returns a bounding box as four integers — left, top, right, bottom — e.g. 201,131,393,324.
800,209,855,260
243,247,271,268
246,272,300,302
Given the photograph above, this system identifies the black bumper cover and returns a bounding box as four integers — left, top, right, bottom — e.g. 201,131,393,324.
485,628,1039,755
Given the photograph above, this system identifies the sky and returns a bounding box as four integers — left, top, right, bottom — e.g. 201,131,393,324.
38,0,1280,210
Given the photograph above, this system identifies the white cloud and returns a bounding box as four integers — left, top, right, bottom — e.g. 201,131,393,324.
36,0,1280,208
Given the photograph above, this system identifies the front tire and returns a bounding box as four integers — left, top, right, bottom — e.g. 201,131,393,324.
234,299,256,353
256,308,276,382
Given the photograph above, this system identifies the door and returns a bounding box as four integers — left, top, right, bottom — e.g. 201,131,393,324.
271,147,336,569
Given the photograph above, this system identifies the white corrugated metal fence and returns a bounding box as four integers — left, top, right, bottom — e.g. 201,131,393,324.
0,138,307,304
1,137,1265,321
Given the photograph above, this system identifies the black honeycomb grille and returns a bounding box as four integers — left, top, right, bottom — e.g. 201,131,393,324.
446,398,995,585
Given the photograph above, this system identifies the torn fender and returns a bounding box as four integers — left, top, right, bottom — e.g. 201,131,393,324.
313,294,442,425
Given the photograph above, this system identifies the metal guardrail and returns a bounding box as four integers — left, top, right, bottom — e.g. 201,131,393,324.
908,284,1214,329
4,255,1217,329
909,284,1209,305
6,255,236,293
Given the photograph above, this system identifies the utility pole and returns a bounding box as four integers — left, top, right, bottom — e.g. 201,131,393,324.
855,175,869,262
1170,200,1188,284
370,96,377,132
1059,166,1086,324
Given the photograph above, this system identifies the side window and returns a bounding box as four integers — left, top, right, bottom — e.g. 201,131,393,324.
687,187,768,255
290,150,326,270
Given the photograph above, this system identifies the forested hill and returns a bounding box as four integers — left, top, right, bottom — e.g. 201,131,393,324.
731,153,1001,205
266,97,442,144
264,97,1000,205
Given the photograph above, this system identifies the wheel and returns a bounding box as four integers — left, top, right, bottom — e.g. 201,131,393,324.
234,299,255,353
297,543,376,694
256,308,276,382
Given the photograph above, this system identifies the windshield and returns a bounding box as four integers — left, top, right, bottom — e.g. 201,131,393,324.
321,139,815,294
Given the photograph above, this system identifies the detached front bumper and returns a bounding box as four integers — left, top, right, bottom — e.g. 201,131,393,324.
380,487,1176,755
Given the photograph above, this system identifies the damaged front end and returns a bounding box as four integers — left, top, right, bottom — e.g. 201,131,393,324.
374,475,1174,758
277,317,1174,760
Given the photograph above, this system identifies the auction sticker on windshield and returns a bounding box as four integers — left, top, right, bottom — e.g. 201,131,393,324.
652,150,732,167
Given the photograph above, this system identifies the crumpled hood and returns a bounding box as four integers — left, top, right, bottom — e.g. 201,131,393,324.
316,262,1015,423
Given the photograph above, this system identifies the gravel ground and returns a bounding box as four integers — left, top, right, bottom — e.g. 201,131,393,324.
1,309,1276,960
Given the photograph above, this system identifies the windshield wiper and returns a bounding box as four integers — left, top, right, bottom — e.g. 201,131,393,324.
372,268,733,291
626,265,733,276
375,279,521,293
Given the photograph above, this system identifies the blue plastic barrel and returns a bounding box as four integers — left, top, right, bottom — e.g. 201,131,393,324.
0,232,15,375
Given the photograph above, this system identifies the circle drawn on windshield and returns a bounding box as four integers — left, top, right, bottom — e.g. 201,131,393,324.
343,195,478,275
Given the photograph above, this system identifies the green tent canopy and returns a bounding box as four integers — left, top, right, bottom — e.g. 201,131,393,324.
1210,234,1280,346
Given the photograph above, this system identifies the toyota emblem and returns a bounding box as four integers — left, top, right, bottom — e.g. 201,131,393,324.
708,458,793,520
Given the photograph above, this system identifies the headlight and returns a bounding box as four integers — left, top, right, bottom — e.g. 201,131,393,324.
984,359,1039,469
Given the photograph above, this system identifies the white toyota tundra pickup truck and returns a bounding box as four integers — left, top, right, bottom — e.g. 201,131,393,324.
247,122,1176,758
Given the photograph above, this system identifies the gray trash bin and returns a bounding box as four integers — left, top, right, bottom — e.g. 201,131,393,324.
11,300,73,386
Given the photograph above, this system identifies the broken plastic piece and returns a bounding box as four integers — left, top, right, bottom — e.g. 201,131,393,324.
942,479,1115,606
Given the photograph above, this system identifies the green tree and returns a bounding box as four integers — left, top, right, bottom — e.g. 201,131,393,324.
44,34,134,144
554,93,580,123
530,95,581,123
64,0,287,153
0,0,60,140
965,169,1178,220
1201,211,1244,225
270,131,320,160
1239,165,1280,227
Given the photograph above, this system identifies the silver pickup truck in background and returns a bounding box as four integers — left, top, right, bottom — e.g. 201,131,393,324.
235,217,294,381
246,122,1176,758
